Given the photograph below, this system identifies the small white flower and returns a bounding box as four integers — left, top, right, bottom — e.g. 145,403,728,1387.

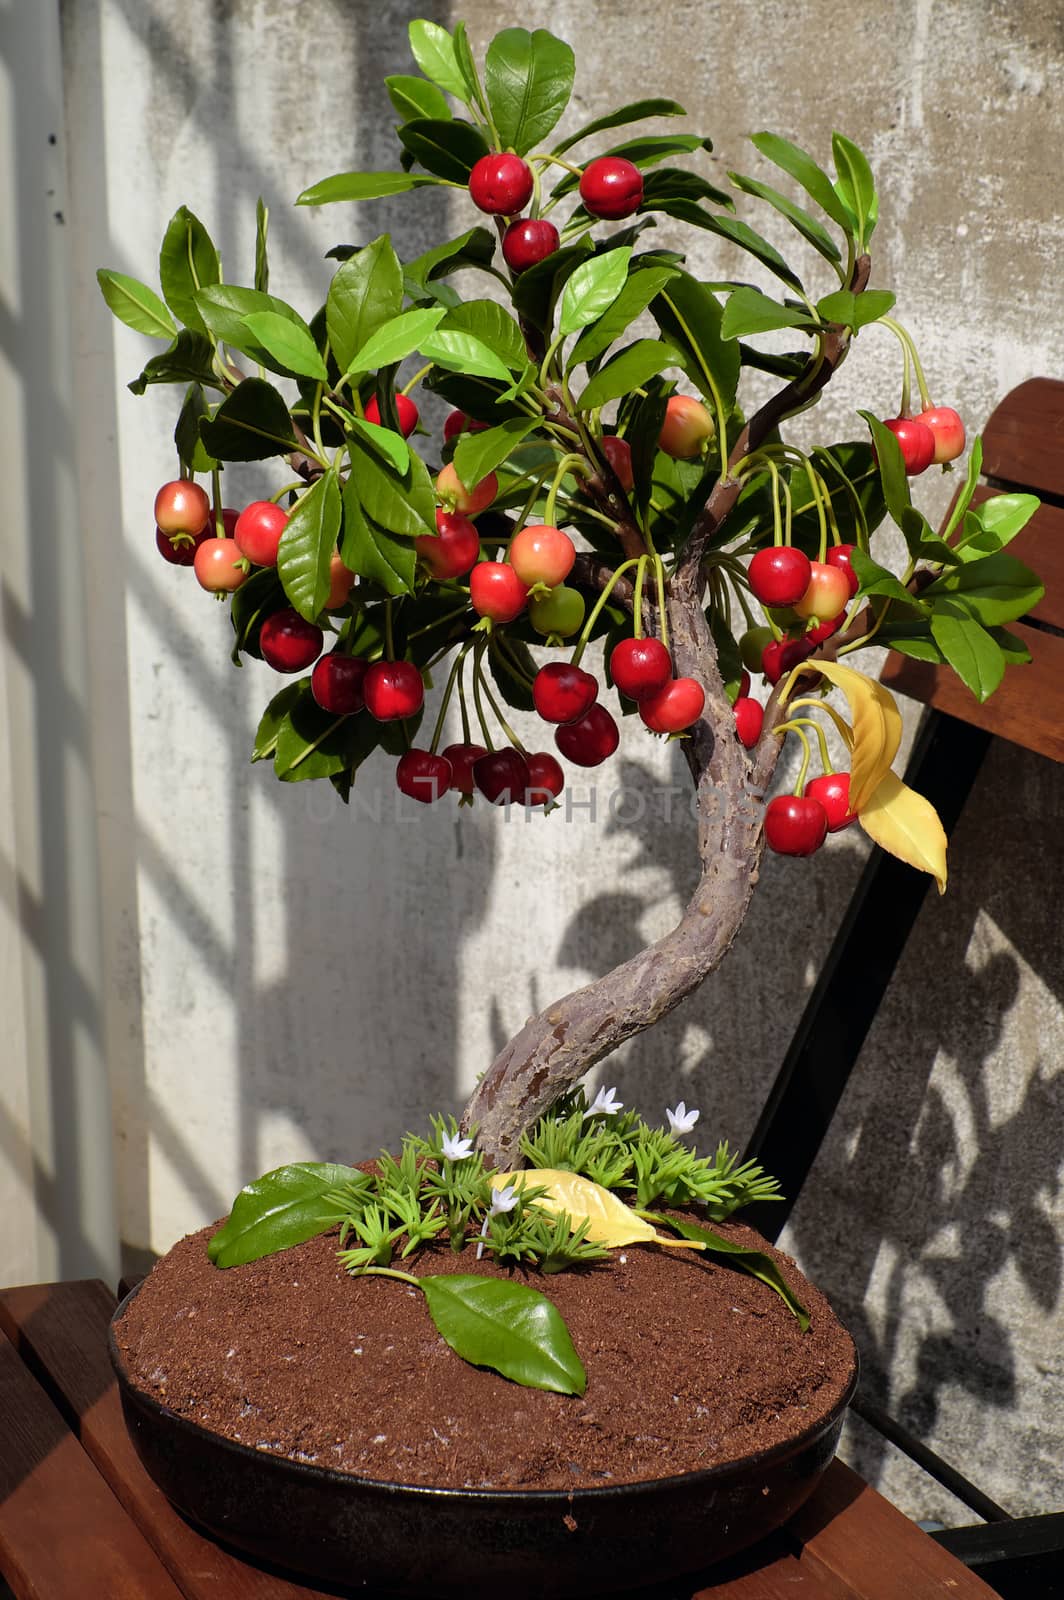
666,1100,700,1136
476,1184,519,1260
440,1131,475,1162
584,1085,623,1118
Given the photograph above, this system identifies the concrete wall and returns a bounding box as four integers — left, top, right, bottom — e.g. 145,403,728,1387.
4,0,1059,1522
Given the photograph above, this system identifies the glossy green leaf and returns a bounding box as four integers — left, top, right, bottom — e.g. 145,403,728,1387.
924,552,1045,625
721,286,813,340
297,170,441,206
896,505,961,568
512,238,594,333
419,1274,586,1395
254,197,269,293
728,171,842,265
97,269,176,340
930,608,1006,702
407,19,467,97
697,212,804,292
624,379,670,520
875,623,944,663
485,28,574,155
559,248,632,336
941,436,983,544
193,284,313,377
200,378,300,461
851,549,926,608
244,312,329,381
651,273,740,410
351,418,410,474
453,416,539,485
749,132,856,233
639,167,734,209
816,288,895,330
341,479,416,595
575,338,679,410
253,682,304,761
421,328,514,384
568,264,677,368
345,305,446,376
452,22,487,111
386,73,451,122
987,626,1032,665
274,684,382,781
158,206,221,333
859,410,912,529
552,98,687,156
277,471,342,620
962,492,1040,551
174,383,217,474
397,117,488,183
128,329,218,396
832,132,877,247
208,1161,368,1267
346,429,436,539
229,566,285,662
405,227,496,291
326,235,403,375
488,635,537,712
442,299,527,370
655,1215,810,1331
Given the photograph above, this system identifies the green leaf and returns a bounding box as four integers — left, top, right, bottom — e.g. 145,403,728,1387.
397,118,489,183
200,378,300,461
876,623,944,663
559,248,632,336
297,170,441,206
749,132,856,233
174,383,217,474
158,207,221,334
277,471,342,619
453,416,539,485
816,288,895,330
511,238,594,333
385,73,451,122
987,625,1032,665
193,284,314,377
552,136,712,199
485,28,575,155
230,566,285,662
208,1162,368,1267
924,552,1045,625
419,1274,586,1395
408,19,468,98
721,286,813,340
345,305,446,376
441,299,527,370
488,636,537,712
421,328,515,383
97,269,176,340
326,235,403,375
728,171,842,265
832,133,877,247
651,273,740,410
859,410,912,528
255,197,269,293
639,167,734,209
244,311,329,381
552,98,687,157
404,227,496,291
128,329,218,396
273,684,382,781
575,338,679,410
253,682,304,761
930,609,1006,702
851,548,926,609
568,264,677,368
942,436,984,544
346,428,436,539
351,418,410,474
695,212,804,292
961,492,1040,552
654,1215,810,1332
340,481,417,596
452,22,487,112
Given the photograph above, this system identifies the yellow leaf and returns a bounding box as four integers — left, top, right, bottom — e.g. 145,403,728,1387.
797,661,902,813
491,1170,704,1250
859,769,948,893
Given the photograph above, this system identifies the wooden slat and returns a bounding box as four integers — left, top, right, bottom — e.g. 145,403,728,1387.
0,1331,185,1600
790,1461,999,1599
691,1536,858,1597
980,377,1064,500
961,484,1064,631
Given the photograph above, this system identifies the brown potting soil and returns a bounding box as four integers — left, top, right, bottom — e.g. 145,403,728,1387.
114,1211,856,1493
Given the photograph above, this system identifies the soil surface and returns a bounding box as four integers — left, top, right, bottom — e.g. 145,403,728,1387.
114,1211,856,1493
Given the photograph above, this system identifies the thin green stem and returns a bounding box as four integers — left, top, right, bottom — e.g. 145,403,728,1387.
429,645,470,755
632,557,647,641
353,1265,419,1286
480,671,525,753
544,454,588,526
384,599,395,662
773,720,813,793
776,714,832,773
571,557,642,665
210,465,224,535
653,555,669,651
471,639,495,750
402,363,432,396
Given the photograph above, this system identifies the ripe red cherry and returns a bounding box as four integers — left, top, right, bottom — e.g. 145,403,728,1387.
363,659,425,722
659,395,716,459
443,410,489,444
468,153,534,215
794,561,852,621
764,794,829,857
825,543,860,597
473,748,529,805
509,524,576,588
469,561,528,623
396,748,452,805
364,394,419,437
555,703,620,767
601,435,634,491
311,653,368,714
638,677,705,734
502,218,560,273
193,537,248,593
325,552,356,609
154,478,210,536
441,742,488,796
733,696,764,749
609,637,672,701
436,462,498,516
915,405,965,464
259,608,324,674
748,547,812,608
532,663,598,724
806,611,846,646
525,751,565,806
156,524,211,566
883,416,935,476
415,509,480,581
804,772,857,833
761,635,814,686
579,156,644,220
234,501,288,568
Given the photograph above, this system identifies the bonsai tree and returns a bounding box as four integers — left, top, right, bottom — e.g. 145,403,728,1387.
100,20,1041,1384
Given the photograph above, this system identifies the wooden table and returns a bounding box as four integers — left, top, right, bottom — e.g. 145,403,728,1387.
0,1281,996,1600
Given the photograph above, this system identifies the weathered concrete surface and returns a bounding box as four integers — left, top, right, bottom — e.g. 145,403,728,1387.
34,0,1064,1522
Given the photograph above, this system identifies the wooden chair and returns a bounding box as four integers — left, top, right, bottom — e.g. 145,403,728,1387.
743,378,1064,1598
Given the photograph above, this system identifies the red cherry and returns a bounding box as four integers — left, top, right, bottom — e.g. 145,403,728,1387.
916,406,965,464
748,547,812,608
658,395,715,459
415,510,480,581
806,611,847,646
502,218,560,273
311,653,368,714
441,742,488,796
638,677,705,734
473,748,529,805
193,537,248,593
436,462,498,516
761,636,814,686
804,773,857,833
609,637,672,701
364,394,419,437
555,703,620,767
363,660,425,722
396,748,452,805
154,479,210,536
794,561,852,621
469,561,528,623
733,696,764,749
883,416,935,476
532,663,598,725
156,524,210,566
737,670,751,699
579,157,644,220
825,543,860,598
600,435,634,491
443,411,489,444
764,794,829,857
525,752,565,806
468,153,534,215
509,524,576,588
259,608,324,674
234,501,288,568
